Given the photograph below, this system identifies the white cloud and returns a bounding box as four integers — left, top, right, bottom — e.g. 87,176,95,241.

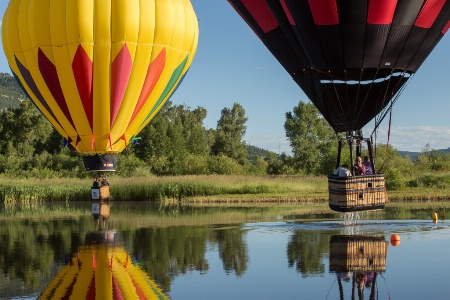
247,125,450,155
369,126,450,152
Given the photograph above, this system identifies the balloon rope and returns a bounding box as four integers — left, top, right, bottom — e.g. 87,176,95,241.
372,73,414,135
377,108,392,174
379,273,392,300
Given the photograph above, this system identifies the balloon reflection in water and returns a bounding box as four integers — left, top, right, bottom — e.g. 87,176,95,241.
39,202,167,300
329,235,389,300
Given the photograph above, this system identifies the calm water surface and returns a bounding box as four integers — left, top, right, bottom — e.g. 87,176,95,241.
0,202,449,300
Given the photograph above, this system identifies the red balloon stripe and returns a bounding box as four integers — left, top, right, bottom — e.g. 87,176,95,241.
415,0,446,28
38,48,76,131
240,0,279,33
72,45,94,131
110,44,133,129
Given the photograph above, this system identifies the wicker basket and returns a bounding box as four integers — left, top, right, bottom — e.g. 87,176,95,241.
329,235,388,273
328,174,387,212
100,202,110,219
99,186,110,200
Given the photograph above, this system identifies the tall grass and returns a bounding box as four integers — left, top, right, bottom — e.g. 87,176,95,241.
0,174,449,205
110,175,328,202
0,178,91,203
0,175,327,204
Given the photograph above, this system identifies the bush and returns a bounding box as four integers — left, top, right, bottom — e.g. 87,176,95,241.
208,155,244,175
384,168,405,190
419,175,437,187
116,154,150,177
246,156,268,175
177,154,209,175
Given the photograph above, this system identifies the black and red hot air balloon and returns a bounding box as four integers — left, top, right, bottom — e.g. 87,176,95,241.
228,0,450,212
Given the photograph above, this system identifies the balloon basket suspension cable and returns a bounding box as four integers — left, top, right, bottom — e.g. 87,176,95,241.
373,108,393,174
330,130,387,213
336,130,375,174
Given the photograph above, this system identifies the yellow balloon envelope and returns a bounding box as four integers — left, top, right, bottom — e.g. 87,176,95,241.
2,0,198,154
39,244,168,299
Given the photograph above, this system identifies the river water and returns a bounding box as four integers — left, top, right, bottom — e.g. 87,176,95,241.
0,202,449,300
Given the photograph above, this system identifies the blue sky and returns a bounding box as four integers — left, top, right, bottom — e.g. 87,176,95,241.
1,1,450,153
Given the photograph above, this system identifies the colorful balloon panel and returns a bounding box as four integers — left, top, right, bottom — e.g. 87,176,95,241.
228,0,450,133
2,0,199,154
38,245,168,299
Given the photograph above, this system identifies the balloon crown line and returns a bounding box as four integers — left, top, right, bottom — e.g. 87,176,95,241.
62,136,143,147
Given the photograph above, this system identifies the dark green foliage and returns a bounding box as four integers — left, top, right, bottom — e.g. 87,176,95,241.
284,102,337,175
207,155,245,175
1,72,450,182
211,103,248,165
134,102,210,175
116,153,151,177
246,156,268,175
266,152,296,175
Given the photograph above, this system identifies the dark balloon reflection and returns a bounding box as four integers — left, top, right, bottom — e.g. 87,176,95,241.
329,235,389,300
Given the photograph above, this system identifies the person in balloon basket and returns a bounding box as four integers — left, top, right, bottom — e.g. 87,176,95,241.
334,163,352,177
362,156,373,175
92,177,100,188
353,156,366,176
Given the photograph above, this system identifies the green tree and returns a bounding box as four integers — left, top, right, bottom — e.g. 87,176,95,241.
134,103,171,163
179,106,209,156
373,144,414,189
266,152,296,175
0,101,53,173
415,143,450,173
284,101,336,175
38,127,66,155
133,102,211,175
212,103,248,165
246,155,268,175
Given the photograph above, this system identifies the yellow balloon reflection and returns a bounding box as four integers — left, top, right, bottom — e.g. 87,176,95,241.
39,201,167,300
39,245,167,299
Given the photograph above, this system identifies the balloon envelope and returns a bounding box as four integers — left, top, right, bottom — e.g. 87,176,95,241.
2,0,199,153
228,0,450,132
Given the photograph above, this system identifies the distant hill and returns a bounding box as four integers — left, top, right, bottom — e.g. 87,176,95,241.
397,150,421,160
0,73,27,110
398,148,450,160
247,145,276,162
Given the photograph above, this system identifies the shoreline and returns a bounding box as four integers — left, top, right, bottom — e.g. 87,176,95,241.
0,175,448,203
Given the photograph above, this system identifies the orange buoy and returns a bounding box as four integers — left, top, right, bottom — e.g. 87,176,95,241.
390,234,400,246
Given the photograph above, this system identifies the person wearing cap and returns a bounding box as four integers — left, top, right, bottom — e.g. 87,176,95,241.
362,156,373,175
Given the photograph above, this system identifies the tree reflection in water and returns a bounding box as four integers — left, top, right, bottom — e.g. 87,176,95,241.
0,202,414,299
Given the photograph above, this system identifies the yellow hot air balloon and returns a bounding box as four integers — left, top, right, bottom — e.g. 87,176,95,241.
2,0,198,172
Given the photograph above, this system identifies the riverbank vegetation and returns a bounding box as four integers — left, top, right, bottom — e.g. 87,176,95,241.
1,73,450,204
1,175,450,205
